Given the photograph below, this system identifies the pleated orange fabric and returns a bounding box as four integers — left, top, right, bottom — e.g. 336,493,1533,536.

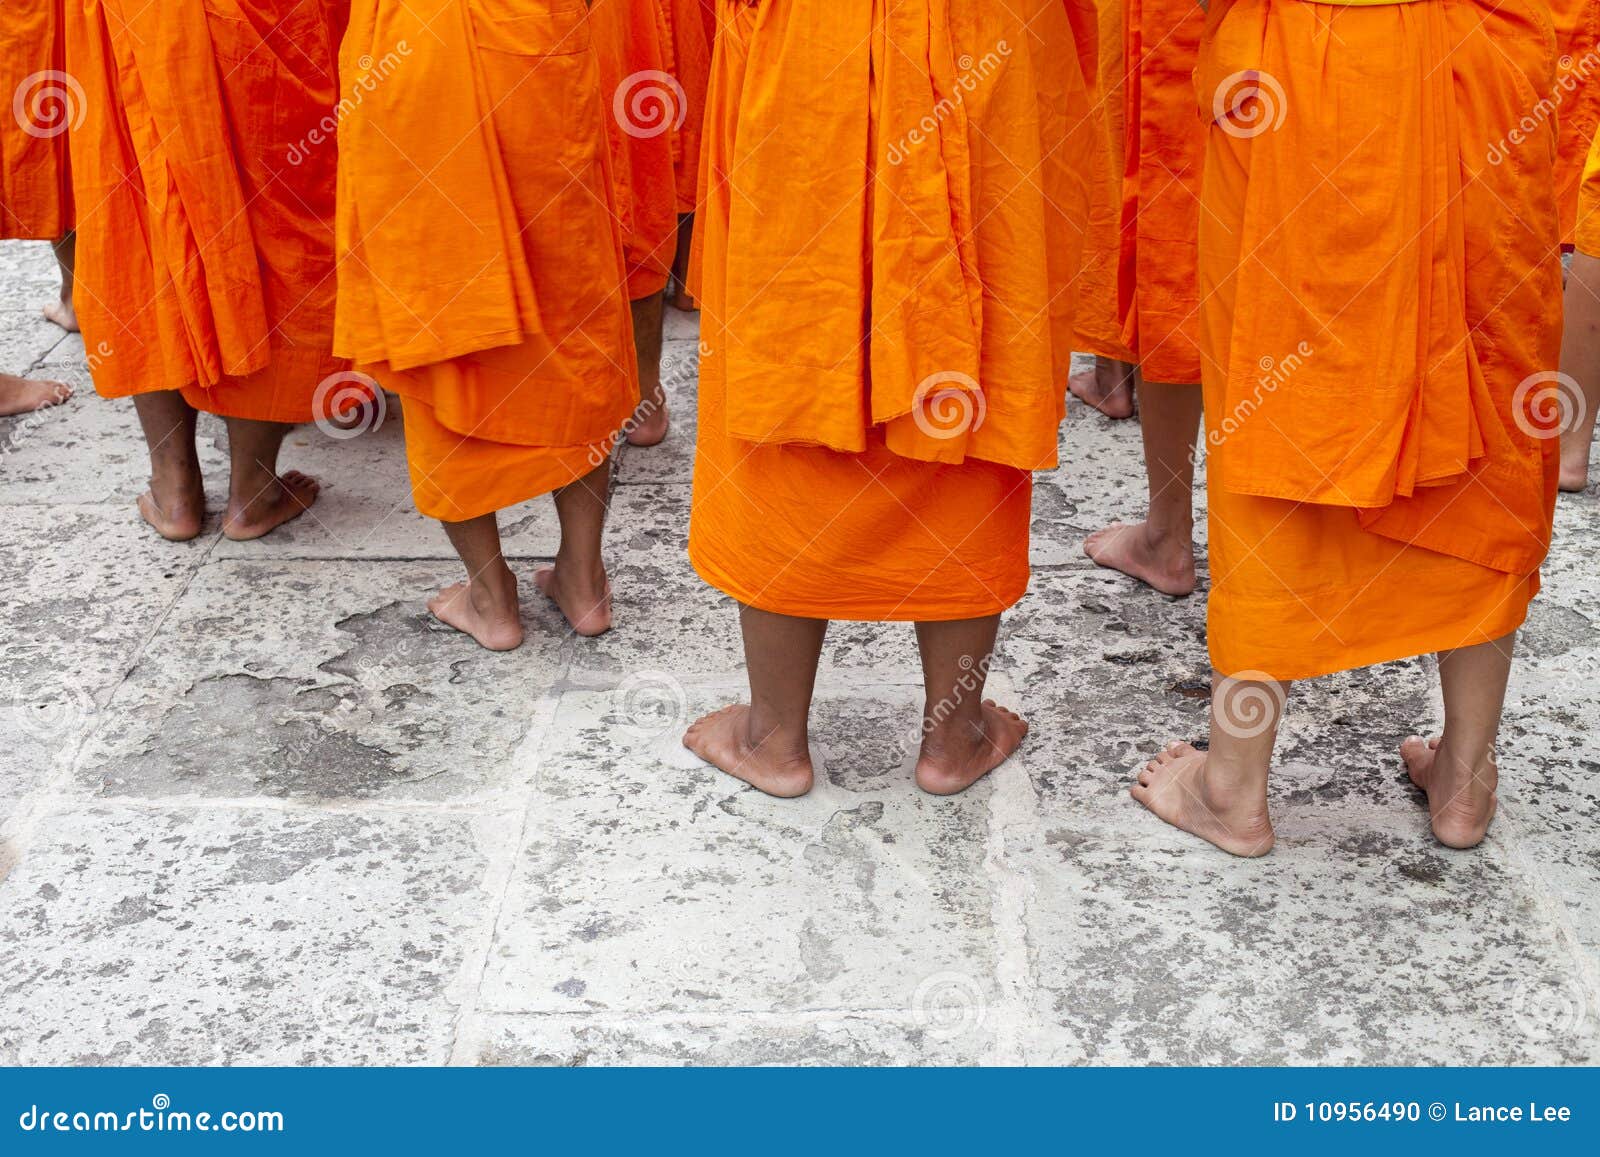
1111,0,1204,384
335,0,637,523
1074,0,1134,364
661,0,711,212
1198,0,1561,680
64,0,347,422
592,0,682,300
690,0,1094,621
1576,125,1600,257
1,0,72,241
1552,0,1600,245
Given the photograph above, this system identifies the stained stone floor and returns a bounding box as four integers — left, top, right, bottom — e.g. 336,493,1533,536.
0,238,1598,1066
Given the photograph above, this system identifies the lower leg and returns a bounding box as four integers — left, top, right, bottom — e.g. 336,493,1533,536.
670,214,697,311
683,605,826,798
1132,670,1283,857
43,232,77,332
625,290,669,446
535,458,614,637
1401,634,1513,849
220,416,319,540
132,390,206,541
1558,252,1600,491
912,615,1028,795
1084,376,1202,596
1068,355,1136,420
429,513,524,651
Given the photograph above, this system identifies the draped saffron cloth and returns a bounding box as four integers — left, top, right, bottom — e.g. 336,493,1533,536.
1,0,72,241
64,0,348,421
1551,0,1600,245
1576,124,1600,257
334,0,637,523
1198,0,1562,680
689,0,1096,621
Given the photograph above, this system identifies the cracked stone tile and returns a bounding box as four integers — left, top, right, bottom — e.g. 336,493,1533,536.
1010,824,1600,1065
0,310,68,378
478,685,996,1018
0,806,509,1064
0,240,60,314
0,708,61,832
571,483,921,683
77,560,565,803
0,505,203,707
464,1011,993,1065
615,338,698,487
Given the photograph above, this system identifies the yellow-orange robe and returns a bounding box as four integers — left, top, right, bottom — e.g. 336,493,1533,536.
1,1,71,241
690,0,1095,621
1576,126,1600,257
335,0,637,523
1074,0,1131,364
1198,0,1561,681
662,0,710,213
1552,0,1600,245
1076,0,1205,385
64,0,347,422
593,0,682,300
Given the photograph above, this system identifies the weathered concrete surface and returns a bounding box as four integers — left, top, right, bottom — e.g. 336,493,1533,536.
0,239,1596,1065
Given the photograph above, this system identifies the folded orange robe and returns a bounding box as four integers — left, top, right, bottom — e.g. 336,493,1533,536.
64,0,347,421
1,0,72,241
592,0,682,300
1576,125,1600,257
1074,0,1133,364
661,0,711,212
335,0,637,523
1552,0,1600,244
690,0,1094,621
1199,0,1561,680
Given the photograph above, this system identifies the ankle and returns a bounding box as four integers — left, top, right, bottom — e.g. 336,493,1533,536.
920,710,984,755
552,550,607,590
744,708,811,762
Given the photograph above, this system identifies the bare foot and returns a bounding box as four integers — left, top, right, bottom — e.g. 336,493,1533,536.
534,563,612,636
1068,356,1135,420
625,400,670,447
1401,735,1498,849
428,578,524,651
1131,741,1276,857
1559,447,1591,493
136,470,206,542
42,297,78,333
1083,520,1197,596
915,700,1029,796
221,470,320,541
0,373,71,417
672,291,698,313
683,704,815,798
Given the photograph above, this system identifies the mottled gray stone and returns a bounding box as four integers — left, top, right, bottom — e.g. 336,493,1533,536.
0,807,507,1065
615,338,698,487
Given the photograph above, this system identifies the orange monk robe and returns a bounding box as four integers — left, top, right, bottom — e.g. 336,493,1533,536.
1197,0,1561,681
1073,0,1134,365
335,1,638,524
592,0,682,300
690,0,1096,621
1551,0,1600,245
63,0,347,422
0,0,71,241
1576,125,1600,257
660,0,711,213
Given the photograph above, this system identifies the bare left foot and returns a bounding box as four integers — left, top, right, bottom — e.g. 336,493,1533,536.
683,704,815,798
1083,520,1197,596
1559,445,1591,493
1401,735,1498,849
1068,356,1135,420
428,578,524,651
534,563,612,636
1131,741,1276,857
0,373,71,417
915,700,1029,796
43,297,78,333
221,470,320,541
625,399,670,447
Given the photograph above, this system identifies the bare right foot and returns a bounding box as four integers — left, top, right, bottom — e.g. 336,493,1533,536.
1559,446,1591,493
915,700,1029,795
1083,520,1197,596
625,399,670,447
0,373,71,417
136,470,207,542
683,704,815,798
428,578,524,651
1131,741,1276,857
534,563,613,637
1068,356,1135,420
1401,735,1499,849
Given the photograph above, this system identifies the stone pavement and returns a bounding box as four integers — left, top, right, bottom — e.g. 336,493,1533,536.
0,238,1597,1066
